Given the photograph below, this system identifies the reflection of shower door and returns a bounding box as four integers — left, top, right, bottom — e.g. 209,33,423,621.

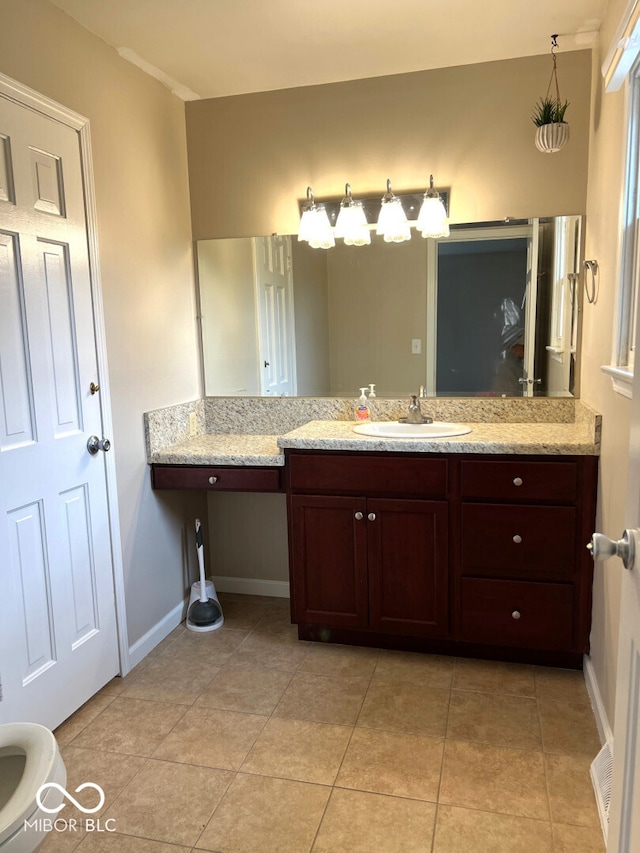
427,223,537,396
254,235,297,396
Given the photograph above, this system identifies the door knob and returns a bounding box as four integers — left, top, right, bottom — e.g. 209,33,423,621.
587,530,637,570
87,435,111,455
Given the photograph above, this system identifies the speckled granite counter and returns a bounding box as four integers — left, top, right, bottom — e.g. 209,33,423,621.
277,419,600,456
145,397,601,464
149,434,283,466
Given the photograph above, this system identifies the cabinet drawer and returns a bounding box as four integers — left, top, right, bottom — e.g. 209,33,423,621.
461,504,576,578
461,460,578,502
288,453,447,497
152,465,282,492
459,577,575,650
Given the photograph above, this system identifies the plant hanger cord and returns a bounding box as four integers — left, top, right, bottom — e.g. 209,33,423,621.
546,35,562,108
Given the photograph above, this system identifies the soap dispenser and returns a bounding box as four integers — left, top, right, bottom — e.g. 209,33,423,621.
354,388,371,422
368,384,376,420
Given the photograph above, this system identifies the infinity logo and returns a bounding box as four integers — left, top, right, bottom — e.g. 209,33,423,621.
36,782,105,814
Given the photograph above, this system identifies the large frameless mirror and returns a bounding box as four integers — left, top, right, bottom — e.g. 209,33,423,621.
197,216,582,399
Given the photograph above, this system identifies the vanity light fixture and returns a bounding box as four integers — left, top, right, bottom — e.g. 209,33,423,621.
334,183,371,246
297,186,335,249
416,175,450,238
376,179,411,243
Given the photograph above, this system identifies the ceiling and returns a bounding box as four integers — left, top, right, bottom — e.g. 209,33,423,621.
49,0,607,100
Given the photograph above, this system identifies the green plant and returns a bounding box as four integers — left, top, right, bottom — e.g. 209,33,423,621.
532,96,569,126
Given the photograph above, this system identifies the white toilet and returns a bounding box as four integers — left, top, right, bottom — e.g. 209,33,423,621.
0,724,67,853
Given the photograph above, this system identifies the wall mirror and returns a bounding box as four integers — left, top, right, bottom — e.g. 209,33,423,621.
197,216,582,399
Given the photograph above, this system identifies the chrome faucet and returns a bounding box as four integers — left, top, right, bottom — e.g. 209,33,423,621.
406,395,433,424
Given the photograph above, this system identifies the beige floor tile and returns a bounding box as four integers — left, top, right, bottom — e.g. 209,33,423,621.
59,746,145,817
447,690,541,750
433,804,553,852
196,773,330,853
119,657,221,705
336,727,443,801
552,822,606,851
39,825,85,853
538,700,601,755
545,753,601,827
153,705,267,769
97,677,127,698
534,666,590,704
70,697,186,756
274,671,369,725
227,631,310,671
75,835,191,853
156,627,250,666
298,643,380,678
453,658,535,697
312,788,436,853
104,758,233,846
54,696,117,746
241,716,352,784
357,679,450,737
439,740,549,820
195,665,293,714
373,649,454,688
144,624,187,660
216,596,272,630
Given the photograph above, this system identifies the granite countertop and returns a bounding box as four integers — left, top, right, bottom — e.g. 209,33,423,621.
149,417,599,466
150,434,284,466
276,419,600,456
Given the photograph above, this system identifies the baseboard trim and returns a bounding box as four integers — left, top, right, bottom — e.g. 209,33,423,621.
128,598,188,670
213,576,290,598
584,654,614,746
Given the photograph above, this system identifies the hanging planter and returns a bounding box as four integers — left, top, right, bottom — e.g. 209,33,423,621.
532,35,570,154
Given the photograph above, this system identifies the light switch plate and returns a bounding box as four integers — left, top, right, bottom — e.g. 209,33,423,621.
412,339,422,354
189,412,197,436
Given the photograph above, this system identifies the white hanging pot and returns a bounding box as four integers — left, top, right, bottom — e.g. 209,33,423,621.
535,122,570,153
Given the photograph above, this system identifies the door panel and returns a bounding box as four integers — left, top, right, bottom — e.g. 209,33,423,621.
368,498,449,637
0,91,119,728
290,494,368,628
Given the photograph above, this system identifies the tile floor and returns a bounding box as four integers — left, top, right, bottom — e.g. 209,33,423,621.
46,593,605,853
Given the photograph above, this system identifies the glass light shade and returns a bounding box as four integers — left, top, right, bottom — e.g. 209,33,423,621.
298,205,335,249
335,201,371,246
376,197,411,243
417,196,450,238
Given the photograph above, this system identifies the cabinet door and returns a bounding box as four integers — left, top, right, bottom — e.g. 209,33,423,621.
368,499,449,637
290,495,368,628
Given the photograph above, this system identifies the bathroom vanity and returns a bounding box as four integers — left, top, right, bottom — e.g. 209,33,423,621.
147,397,600,667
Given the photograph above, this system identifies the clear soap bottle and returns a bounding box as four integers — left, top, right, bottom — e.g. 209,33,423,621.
368,384,376,420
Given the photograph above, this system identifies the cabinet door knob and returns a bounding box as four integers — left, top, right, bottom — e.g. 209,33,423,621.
513,477,523,486
511,610,521,620
354,511,364,520
512,534,522,544
368,512,376,521
208,476,218,485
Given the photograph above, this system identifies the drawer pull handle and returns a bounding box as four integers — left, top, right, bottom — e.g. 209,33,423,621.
513,534,522,544
355,511,364,520
368,512,377,522
513,477,523,486
512,610,521,620
208,476,218,485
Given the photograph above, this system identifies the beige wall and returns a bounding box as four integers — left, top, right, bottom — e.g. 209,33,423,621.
186,51,591,240
0,0,204,648
291,242,331,396
198,239,261,395
581,0,632,727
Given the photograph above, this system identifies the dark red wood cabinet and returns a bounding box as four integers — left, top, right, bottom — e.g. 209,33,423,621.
286,449,598,667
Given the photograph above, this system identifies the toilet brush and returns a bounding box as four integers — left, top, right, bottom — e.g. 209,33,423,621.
186,519,223,631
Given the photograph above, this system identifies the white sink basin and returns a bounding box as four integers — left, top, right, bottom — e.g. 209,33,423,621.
353,421,472,439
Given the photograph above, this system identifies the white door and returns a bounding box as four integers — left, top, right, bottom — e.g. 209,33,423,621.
253,235,297,396
521,218,540,397
0,91,120,728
